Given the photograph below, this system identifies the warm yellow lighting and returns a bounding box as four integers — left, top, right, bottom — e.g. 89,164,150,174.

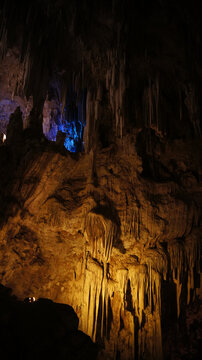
28,297,36,303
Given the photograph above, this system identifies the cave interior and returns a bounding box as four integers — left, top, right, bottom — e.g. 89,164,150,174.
0,1,201,359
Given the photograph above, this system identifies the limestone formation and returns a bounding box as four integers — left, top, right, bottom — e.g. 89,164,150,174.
0,132,201,359
0,1,201,359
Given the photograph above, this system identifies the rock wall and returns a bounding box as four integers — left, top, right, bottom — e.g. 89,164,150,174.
0,129,201,359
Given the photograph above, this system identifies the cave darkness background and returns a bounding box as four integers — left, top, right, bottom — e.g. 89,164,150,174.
0,1,201,360
1,0,202,140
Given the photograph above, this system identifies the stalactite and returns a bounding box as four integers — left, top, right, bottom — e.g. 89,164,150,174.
0,22,7,58
80,257,103,339
84,210,117,263
0,2,201,360
105,50,126,139
184,84,201,136
79,255,115,343
83,90,94,152
168,240,185,318
79,249,165,360
155,76,159,130
142,246,168,281
185,233,200,304
179,88,182,123
167,236,200,316
77,224,200,360
78,233,200,359
144,76,160,133
21,47,31,95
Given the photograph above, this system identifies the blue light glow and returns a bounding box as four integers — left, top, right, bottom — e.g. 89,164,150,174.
43,90,86,152
58,120,81,152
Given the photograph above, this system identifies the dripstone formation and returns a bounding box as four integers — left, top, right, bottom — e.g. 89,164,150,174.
0,1,201,359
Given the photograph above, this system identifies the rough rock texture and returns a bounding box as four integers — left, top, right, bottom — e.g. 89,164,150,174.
0,48,62,139
0,1,201,360
0,128,201,359
0,47,32,133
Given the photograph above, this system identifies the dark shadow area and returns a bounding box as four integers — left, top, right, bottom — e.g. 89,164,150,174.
136,129,173,182
161,278,202,360
0,284,98,360
96,294,113,346
126,279,133,313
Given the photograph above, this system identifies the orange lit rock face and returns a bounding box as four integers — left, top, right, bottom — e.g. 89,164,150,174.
0,132,201,360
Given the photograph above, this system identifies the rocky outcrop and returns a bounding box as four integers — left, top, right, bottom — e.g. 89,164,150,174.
0,284,98,360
